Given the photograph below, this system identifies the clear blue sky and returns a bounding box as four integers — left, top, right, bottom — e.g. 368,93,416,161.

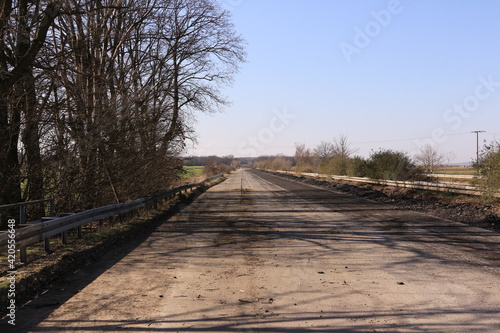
189,0,500,163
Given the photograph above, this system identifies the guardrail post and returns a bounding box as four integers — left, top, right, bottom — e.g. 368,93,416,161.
77,226,83,239
61,231,68,244
20,247,27,263
49,199,55,217
45,237,51,253
19,204,26,226
99,219,104,228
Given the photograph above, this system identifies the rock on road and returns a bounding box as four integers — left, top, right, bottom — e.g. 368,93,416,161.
4,168,500,332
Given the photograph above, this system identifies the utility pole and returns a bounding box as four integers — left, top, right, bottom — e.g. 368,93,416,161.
471,130,485,166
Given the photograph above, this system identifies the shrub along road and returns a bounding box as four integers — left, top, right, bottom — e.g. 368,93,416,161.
2,168,499,332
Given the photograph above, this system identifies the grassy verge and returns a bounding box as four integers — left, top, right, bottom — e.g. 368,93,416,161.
180,166,205,179
433,167,477,175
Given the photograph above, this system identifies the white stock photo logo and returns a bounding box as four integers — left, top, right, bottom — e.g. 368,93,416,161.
238,108,297,156
226,0,243,8
414,75,500,149
340,0,403,63
443,75,499,130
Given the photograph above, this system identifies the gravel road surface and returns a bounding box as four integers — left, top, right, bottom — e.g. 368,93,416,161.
3,168,499,332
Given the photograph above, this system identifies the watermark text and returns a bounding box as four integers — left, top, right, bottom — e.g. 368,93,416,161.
237,108,297,156
6,218,17,326
340,0,403,63
414,75,500,150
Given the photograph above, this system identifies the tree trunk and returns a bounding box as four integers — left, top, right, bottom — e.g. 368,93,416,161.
0,92,22,228
21,73,44,204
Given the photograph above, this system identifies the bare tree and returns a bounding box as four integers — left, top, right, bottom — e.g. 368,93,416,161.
444,151,456,166
294,143,317,172
1,0,245,220
332,134,358,159
159,0,246,145
0,1,62,226
414,144,445,173
314,141,335,163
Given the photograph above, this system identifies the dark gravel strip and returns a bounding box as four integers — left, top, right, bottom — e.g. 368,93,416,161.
262,170,500,233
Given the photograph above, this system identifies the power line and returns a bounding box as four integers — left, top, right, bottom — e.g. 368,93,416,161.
353,132,471,145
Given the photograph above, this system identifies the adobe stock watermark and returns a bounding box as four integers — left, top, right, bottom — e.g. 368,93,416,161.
237,107,297,156
340,0,404,64
6,218,17,326
226,0,244,9
414,74,500,150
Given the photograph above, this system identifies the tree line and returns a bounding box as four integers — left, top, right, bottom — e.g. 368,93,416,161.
0,0,245,228
254,135,423,181
254,135,500,195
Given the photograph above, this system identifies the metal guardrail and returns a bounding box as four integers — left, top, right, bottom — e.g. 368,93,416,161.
0,198,55,226
0,174,224,262
271,170,499,198
426,173,475,179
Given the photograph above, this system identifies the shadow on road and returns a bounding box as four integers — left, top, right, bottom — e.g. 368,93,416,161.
3,169,499,332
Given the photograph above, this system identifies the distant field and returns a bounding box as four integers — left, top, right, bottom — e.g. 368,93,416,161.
433,167,477,175
181,166,205,179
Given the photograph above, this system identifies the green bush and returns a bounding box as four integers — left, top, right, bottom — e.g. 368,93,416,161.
319,156,367,177
346,156,367,177
365,149,418,181
253,156,293,171
478,142,500,198
320,157,349,175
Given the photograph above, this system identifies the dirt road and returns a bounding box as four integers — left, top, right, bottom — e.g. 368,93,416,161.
3,168,500,332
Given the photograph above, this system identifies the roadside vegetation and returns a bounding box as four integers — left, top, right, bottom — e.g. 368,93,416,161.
253,136,500,204
0,0,245,230
179,160,241,181
254,136,423,181
184,155,241,177
180,166,205,180
477,140,500,200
